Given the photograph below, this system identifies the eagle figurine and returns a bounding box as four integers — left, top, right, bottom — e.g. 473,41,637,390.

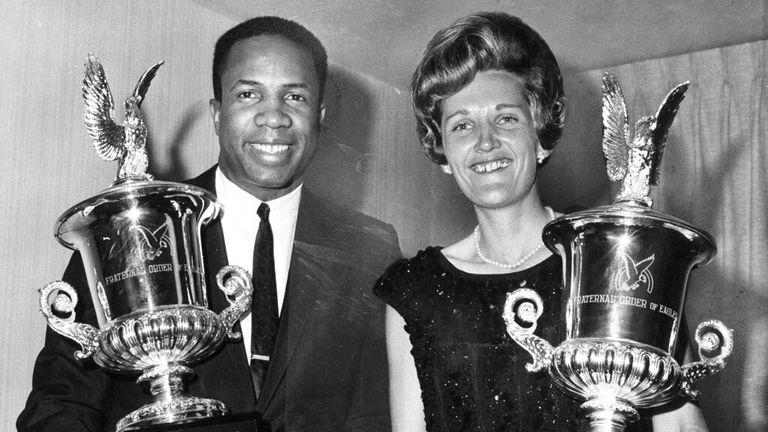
601,73,689,206
82,54,164,183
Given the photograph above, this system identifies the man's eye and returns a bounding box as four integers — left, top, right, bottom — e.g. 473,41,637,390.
286,93,307,102
237,91,258,99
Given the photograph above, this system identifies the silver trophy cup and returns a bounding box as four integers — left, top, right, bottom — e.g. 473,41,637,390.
503,74,733,431
38,55,252,431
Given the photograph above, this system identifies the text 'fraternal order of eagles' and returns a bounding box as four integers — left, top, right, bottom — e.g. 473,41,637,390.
104,263,203,285
575,294,679,319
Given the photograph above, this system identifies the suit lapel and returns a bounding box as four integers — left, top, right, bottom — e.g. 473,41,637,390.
195,173,342,413
204,212,255,391
256,190,336,411
189,167,233,315
186,167,256,410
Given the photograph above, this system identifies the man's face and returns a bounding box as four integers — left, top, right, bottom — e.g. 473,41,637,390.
210,35,324,200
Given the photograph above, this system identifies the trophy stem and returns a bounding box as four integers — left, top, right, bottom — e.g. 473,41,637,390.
116,364,228,432
143,364,194,403
580,398,638,432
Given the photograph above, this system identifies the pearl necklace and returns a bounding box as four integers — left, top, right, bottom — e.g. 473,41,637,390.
474,206,556,270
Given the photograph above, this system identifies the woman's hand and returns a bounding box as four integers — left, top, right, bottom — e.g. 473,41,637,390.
651,401,709,432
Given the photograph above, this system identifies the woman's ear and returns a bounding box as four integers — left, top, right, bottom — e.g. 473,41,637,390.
440,164,453,175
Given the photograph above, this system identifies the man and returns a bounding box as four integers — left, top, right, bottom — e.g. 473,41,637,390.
18,16,401,432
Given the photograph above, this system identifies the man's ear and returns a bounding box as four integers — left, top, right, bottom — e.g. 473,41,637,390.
209,99,221,136
441,164,453,175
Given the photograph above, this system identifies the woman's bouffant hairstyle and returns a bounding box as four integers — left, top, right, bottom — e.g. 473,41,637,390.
411,12,565,165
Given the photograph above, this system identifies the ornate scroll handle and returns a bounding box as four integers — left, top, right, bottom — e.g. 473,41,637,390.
502,288,554,372
39,281,100,360
680,319,734,401
215,265,253,340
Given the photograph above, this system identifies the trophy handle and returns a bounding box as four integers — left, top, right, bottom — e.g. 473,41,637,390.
215,265,253,340
39,281,100,360
503,288,554,372
679,319,734,400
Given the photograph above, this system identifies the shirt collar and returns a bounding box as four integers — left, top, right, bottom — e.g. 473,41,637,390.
215,167,302,232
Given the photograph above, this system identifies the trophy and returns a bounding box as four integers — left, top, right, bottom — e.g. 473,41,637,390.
503,73,733,431
38,54,253,431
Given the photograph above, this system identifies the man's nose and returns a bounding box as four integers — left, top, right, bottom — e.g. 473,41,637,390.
255,102,291,128
474,123,500,152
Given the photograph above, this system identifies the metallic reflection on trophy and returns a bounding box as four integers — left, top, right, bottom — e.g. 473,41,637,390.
503,74,733,432
38,55,253,431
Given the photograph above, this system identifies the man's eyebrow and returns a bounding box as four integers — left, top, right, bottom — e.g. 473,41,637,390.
228,80,313,92
281,82,313,92
228,79,260,92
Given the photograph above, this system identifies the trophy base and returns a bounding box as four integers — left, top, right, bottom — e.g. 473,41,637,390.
117,363,229,432
117,396,228,432
126,412,266,432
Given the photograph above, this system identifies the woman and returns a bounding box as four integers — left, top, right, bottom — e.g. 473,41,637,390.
374,12,708,432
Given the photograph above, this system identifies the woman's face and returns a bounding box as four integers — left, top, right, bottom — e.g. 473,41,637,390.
440,70,546,209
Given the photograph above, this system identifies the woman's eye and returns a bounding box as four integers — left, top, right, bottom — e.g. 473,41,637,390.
451,122,471,132
499,115,519,125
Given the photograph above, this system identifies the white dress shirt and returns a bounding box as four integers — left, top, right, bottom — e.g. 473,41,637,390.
215,168,301,362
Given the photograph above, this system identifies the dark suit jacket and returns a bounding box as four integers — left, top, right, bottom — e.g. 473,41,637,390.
18,166,401,432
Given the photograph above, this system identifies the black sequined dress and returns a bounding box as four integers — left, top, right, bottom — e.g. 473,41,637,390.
375,247,649,432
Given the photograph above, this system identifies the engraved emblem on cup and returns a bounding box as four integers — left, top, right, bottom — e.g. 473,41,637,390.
37,55,254,431
128,222,171,261
612,253,654,294
503,75,734,431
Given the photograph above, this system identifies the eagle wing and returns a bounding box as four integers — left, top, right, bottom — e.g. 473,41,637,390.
131,60,164,106
82,53,124,161
649,81,689,185
601,73,631,181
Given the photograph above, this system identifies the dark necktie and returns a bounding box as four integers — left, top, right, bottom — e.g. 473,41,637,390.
250,202,279,398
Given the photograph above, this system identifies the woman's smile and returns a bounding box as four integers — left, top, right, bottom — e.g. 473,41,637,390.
470,158,512,173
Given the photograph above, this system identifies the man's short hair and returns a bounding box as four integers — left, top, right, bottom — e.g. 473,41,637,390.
411,12,565,165
212,16,328,102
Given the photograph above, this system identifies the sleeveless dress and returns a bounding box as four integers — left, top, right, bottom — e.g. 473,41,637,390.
375,247,650,432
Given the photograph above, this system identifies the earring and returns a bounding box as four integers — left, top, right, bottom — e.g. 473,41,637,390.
536,147,552,165
441,164,453,175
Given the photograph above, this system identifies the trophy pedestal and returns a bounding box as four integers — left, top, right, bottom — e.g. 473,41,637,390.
117,366,229,431
120,396,228,431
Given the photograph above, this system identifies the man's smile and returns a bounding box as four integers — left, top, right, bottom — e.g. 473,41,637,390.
248,142,291,154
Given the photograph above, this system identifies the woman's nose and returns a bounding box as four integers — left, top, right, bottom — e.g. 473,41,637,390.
474,123,500,152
